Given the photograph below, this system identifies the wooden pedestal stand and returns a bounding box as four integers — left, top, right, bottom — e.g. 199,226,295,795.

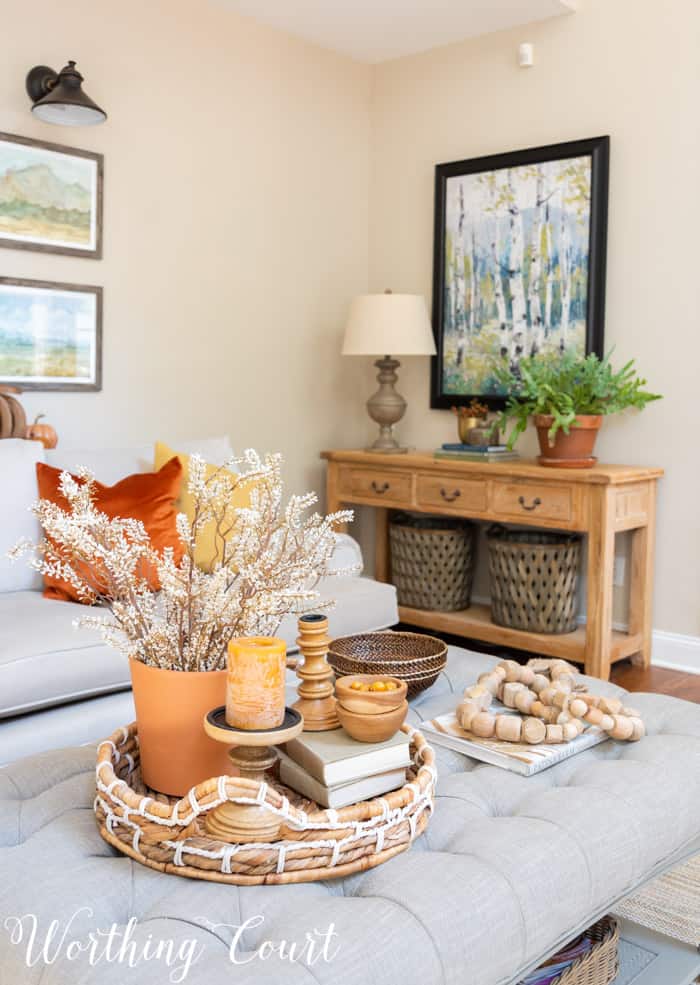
292,614,340,731
202,706,303,843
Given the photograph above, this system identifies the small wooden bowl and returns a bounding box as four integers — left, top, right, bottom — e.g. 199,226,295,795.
336,700,408,743
335,675,407,715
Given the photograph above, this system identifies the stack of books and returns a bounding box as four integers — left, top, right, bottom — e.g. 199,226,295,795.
435,443,519,463
279,728,412,808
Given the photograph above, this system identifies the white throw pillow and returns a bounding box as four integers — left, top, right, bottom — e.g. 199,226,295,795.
45,436,235,485
0,439,45,592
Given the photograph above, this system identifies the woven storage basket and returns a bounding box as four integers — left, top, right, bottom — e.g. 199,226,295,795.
546,915,619,985
95,722,436,886
328,631,448,698
488,525,581,634
390,513,476,611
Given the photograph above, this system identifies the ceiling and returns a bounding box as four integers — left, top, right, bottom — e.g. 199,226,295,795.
222,0,577,63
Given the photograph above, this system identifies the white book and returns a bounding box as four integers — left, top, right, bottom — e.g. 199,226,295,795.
421,712,608,776
282,728,412,786
277,751,407,809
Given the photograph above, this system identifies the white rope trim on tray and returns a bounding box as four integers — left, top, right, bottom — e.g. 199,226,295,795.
96,769,436,834
95,782,435,876
188,789,200,818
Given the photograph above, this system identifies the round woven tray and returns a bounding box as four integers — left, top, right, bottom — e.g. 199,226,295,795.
94,722,436,886
328,632,448,698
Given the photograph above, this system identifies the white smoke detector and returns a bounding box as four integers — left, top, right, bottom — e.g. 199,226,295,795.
518,43,535,68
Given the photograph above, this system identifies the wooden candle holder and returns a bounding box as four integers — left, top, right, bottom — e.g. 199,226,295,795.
202,706,304,843
292,614,340,731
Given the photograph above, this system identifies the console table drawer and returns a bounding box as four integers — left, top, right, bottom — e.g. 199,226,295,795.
417,474,487,512
345,468,412,505
490,481,573,523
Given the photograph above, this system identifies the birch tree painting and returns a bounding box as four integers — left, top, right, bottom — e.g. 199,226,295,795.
432,138,609,407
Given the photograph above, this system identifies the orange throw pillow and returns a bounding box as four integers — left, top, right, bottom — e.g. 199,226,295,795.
36,457,185,603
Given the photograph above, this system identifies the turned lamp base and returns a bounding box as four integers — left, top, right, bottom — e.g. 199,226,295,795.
365,355,408,454
202,706,304,843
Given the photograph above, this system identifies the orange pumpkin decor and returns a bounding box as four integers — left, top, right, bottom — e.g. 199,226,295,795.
25,414,58,449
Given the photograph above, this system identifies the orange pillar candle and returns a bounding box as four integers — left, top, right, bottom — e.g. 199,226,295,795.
226,637,287,730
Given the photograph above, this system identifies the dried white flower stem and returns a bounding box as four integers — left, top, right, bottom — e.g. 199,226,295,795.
10,450,354,672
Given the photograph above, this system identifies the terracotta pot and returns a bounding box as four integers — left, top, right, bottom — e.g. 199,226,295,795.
534,414,603,468
129,658,232,796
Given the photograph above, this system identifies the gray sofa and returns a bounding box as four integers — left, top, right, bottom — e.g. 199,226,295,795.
1,647,699,985
0,436,398,762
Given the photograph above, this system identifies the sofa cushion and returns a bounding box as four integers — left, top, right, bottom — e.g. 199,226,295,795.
0,591,130,718
0,651,698,985
0,576,396,721
45,435,235,486
0,438,45,593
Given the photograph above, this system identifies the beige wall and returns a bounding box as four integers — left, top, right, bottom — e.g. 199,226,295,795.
3,0,698,640
369,0,700,638
1,0,371,498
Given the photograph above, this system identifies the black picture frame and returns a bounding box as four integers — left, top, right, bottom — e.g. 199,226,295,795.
0,276,102,391
430,135,609,409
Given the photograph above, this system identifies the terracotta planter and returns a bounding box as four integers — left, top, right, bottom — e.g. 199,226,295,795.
534,414,603,468
129,658,232,796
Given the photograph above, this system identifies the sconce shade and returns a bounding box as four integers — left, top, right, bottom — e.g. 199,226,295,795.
27,61,107,126
342,293,436,357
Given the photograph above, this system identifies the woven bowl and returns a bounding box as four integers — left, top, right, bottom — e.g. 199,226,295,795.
329,632,448,698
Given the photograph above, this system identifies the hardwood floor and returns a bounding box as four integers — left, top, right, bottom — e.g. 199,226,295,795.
610,661,700,703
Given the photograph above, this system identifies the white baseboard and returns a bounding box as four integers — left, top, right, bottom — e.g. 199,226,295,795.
651,630,700,675
470,593,700,675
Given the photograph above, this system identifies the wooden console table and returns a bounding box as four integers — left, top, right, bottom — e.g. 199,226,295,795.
322,450,663,680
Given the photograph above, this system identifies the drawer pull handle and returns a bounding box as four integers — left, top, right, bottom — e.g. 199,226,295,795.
518,495,542,512
440,487,461,503
371,481,390,494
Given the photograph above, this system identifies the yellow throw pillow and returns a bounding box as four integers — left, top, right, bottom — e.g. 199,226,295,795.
154,441,251,572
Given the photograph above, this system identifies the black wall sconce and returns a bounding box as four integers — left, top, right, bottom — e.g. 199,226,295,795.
26,60,107,126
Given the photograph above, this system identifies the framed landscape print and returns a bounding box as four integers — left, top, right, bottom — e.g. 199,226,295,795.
430,136,609,408
0,131,103,258
0,277,102,391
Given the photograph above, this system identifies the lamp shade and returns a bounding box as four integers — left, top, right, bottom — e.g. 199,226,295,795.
28,61,107,126
342,293,436,357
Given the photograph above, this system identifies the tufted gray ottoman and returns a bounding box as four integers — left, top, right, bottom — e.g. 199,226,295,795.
1,647,699,985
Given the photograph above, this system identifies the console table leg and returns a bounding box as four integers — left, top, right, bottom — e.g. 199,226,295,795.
375,508,390,583
326,463,348,533
628,483,657,668
585,488,615,680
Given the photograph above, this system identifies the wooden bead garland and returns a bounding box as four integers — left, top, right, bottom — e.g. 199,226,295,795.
456,659,645,745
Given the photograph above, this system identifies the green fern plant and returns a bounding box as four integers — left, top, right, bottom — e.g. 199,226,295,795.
496,351,661,448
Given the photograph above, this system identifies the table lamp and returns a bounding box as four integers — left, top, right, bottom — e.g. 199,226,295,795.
342,290,436,453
